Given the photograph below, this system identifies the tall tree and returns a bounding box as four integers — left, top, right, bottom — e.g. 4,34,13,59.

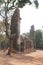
35,30,42,48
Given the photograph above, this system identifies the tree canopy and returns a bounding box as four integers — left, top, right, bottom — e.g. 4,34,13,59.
0,0,39,15
35,30,42,48
0,0,39,8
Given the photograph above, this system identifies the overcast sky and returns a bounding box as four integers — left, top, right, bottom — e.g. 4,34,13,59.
20,0,43,34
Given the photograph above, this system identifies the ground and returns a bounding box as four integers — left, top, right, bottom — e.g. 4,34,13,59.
0,50,43,65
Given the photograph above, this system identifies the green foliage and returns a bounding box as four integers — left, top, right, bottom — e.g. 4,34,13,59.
34,0,39,8
0,0,4,2
23,32,30,37
0,0,39,9
35,30,42,48
18,0,32,8
0,34,10,49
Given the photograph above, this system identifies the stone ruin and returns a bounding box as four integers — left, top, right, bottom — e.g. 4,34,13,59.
19,25,35,53
10,7,21,51
20,35,34,53
29,25,36,49
10,8,35,53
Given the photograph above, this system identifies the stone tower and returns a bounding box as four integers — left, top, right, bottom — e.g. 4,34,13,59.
11,8,21,50
30,25,36,48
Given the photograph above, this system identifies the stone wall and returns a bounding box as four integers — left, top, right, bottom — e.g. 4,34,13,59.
20,35,34,53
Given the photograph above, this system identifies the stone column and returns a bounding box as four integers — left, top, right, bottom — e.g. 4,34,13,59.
30,25,35,49
11,8,21,51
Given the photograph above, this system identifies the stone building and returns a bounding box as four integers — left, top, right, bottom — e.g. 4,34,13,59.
19,35,34,53
10,8,35,53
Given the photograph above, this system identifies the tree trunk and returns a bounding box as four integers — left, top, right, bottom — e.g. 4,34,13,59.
4,5,11,55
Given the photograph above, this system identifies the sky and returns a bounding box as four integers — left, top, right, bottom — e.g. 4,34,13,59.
20,0,43,34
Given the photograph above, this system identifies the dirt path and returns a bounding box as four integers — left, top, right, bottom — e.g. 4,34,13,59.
0,50,43,65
